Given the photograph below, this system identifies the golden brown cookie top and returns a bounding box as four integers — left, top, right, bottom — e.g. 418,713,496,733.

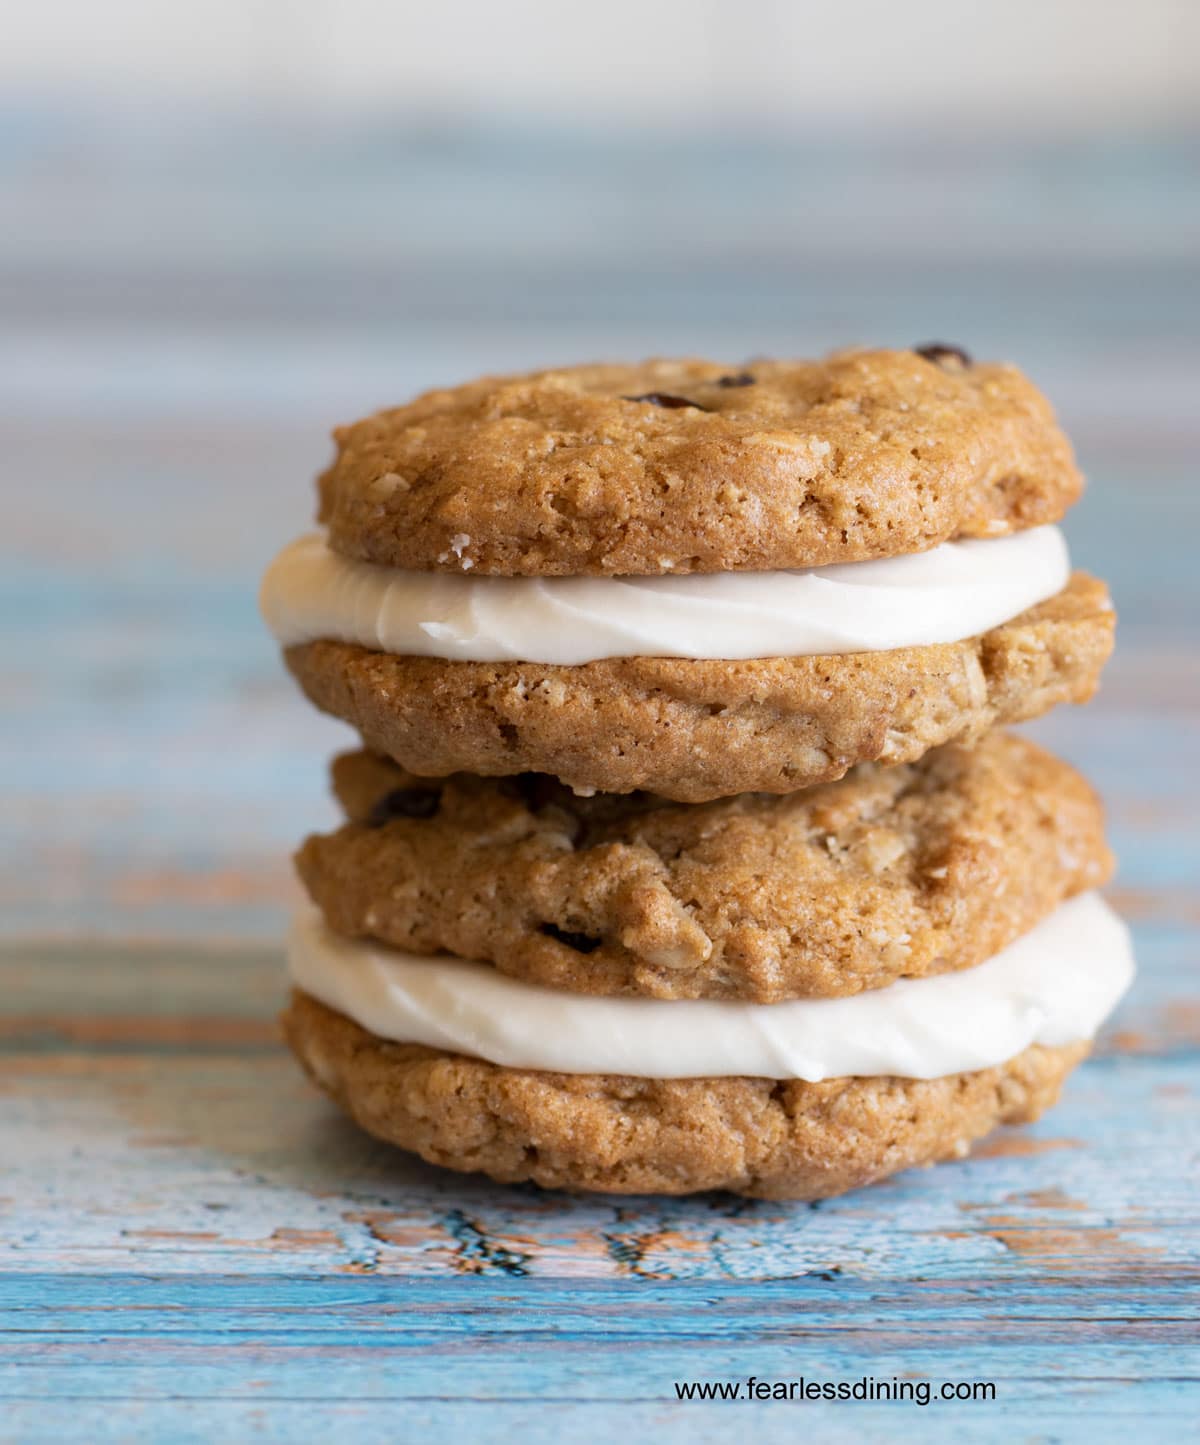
296,732,1112,1002
316,347,1082,576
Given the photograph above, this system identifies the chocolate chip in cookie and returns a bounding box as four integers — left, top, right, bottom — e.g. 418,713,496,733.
365,786,442,826
539,923,603,955
619,392,712,411
914,342,973,368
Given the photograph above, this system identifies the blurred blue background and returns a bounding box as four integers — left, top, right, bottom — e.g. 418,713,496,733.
3,0,1197,939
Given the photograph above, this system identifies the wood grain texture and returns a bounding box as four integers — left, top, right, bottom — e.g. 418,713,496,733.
2,114,1198,1440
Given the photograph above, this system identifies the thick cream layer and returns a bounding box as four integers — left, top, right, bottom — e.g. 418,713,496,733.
287,892,1133,1082
260,526,1070,664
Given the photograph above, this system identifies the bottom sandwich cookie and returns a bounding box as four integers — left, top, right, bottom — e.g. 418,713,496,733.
281,892,1133,1199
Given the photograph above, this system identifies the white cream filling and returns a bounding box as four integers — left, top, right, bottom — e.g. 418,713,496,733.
287,892,1133,1082
260,526,1070,664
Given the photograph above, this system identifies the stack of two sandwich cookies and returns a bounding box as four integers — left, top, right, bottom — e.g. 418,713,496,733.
261,347,1133,1199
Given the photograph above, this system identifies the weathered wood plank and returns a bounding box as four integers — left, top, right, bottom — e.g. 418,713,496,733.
1,1277,1196,1441
0,1393,1190,1445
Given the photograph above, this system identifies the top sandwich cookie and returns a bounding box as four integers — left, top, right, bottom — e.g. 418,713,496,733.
317,347,1082,576
263,346,1113,800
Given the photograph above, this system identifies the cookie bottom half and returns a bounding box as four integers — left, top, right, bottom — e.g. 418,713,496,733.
284,572,1112,802
282,989,1087,1200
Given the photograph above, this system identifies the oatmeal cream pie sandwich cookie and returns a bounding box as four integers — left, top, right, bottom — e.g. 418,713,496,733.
261,347,1115,801
279,734,1134,1198
282,887,1133,1200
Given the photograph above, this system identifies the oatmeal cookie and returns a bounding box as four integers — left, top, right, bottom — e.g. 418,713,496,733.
296,731,1112,1002
283,989,1088,1200
285,571,1113,801
317,348,1081,576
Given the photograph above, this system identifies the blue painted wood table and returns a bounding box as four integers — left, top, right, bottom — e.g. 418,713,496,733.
2,123,1198,1441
